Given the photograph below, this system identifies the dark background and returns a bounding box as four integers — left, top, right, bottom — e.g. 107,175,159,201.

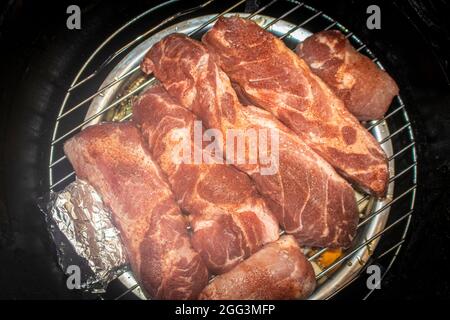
0,0,449,299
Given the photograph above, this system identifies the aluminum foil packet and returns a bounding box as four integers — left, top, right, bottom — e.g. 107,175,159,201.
39,178,128,293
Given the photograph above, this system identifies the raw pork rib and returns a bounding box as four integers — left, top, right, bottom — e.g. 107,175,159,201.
141,34,359,248
202,17,389,197
199,235,316,300
297,30,399,121
64,122,209,299
133,85,279,274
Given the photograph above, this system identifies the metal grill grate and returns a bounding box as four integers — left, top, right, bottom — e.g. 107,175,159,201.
48,0,417,299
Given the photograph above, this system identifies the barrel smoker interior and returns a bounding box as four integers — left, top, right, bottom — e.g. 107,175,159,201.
0,0,449,300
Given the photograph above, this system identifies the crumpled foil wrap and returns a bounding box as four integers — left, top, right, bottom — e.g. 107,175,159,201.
40,178,128,293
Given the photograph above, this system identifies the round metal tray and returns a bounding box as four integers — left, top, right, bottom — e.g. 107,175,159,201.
85,13,395,300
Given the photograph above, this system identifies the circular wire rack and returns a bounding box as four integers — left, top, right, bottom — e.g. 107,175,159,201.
48,0,417,300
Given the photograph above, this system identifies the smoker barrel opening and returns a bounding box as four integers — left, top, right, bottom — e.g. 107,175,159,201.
44,0,417,300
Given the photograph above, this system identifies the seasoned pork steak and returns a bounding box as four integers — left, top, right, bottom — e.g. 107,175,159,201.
64,122,209,299
297,30,399,121
203,17,388,197
199,235,316,300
